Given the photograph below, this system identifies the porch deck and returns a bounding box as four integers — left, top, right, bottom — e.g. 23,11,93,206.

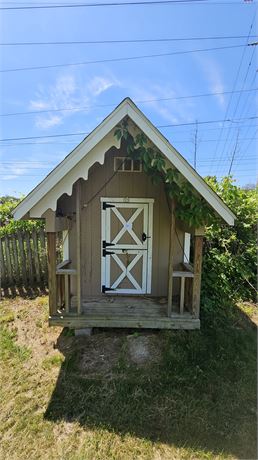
49,296,200,329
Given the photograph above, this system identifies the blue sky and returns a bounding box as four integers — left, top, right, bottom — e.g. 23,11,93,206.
0,0,257,197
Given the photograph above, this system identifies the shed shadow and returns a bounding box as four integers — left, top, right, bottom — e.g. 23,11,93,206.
45,308,257,459
1,285,47,299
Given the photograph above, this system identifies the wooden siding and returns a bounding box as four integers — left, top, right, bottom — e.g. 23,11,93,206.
57,145,184,297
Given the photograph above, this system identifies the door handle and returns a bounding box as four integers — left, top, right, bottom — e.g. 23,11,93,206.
142,232,151,242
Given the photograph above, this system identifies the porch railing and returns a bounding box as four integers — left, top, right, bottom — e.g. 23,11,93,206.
56,260,76,313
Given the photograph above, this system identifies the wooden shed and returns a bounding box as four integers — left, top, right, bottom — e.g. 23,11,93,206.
14,98,235,330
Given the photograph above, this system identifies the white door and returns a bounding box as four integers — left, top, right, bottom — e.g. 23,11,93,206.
101,198,153,294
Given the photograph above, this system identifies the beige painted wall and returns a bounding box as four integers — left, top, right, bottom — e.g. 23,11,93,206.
57,144,184,297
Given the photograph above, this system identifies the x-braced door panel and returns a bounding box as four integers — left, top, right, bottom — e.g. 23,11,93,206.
101,198,153,294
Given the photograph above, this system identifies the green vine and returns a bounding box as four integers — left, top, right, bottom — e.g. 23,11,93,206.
114,118,214,228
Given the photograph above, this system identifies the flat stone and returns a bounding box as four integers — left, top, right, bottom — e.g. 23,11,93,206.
74,328,92,336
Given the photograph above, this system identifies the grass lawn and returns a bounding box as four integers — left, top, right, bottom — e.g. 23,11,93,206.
0,296,257,460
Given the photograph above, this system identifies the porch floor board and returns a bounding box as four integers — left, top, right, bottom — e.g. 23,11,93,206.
50,296,200,329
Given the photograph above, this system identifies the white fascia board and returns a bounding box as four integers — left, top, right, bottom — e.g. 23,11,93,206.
127,102,235,225
13,97,235,225
13,102,128,220
29,130,121,217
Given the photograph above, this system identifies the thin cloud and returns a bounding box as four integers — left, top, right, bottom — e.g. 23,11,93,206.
196,55,225,109
30,73,119,130
127,81,195,124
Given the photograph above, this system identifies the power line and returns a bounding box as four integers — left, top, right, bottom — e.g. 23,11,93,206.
1,156,256,167
1,136,258,147
1,87,257,117
228,129,240,174
0,0,251,11
216,45,257,176
0,44,246,73
1,35,257,46
210,12,256,174
0,116,257,142
1,124,257,147
1,170,256,178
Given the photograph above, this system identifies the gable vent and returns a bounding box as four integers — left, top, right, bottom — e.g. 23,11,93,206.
114,157,142,173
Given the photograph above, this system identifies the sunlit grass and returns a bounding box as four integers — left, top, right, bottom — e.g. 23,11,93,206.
0,296,256,460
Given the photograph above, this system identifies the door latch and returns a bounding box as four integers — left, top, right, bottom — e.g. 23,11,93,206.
142,232,151,242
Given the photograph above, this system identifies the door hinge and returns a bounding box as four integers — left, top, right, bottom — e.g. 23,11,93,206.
102,202,116,210
102,285,116,293
102,249,115,257
103,240,115,249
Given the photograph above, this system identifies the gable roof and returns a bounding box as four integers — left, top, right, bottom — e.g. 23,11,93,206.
13,97,235,225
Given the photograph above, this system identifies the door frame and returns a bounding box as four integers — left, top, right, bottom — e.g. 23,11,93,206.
101,197,154,294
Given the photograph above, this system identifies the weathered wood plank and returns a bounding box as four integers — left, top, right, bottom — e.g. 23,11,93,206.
4,236,13,285
180,277,185,315
64,274,70,313
32,230,41,284
173,271,194,278
76,180,82,314
47,232,57,315
56,259,71,270
0,238,6,287
167,200,175,316
56,268,76,275
185,277,192,312
49,315,200,330
24,232,34,284
17,231,28,286
192,235,203,318
39,227,48,281
12,237,20,285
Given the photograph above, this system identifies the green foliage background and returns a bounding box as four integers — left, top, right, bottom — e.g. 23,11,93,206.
0,196,44,237
201,177,257,314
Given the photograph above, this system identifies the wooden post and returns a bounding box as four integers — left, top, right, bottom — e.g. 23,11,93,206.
180,277,185,315
47,232,57,316
64,275,70,313
192,235,203,318
76,180,82,315
167,200,175,317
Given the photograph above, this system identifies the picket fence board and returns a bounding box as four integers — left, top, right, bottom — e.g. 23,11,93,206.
0,229,48,289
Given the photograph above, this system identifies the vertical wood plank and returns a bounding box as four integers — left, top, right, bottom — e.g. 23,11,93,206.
192,235,203,318
180,277,185,315
39,228,48,283
12,237,20,285
64,274,70,313
17,231,27,286
76,180,82,314
32,230,41,283
25,232,34,284
5,236,12,286
47,232,57,316
167,200,175,316
0,237,6,288
185,277,192,312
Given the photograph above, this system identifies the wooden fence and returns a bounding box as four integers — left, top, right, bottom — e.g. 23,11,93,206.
0,228,48,290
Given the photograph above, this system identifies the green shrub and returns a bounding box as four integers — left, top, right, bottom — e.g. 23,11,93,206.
0,195,44,237
201,177,257,315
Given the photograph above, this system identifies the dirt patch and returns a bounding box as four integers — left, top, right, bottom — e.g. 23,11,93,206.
126,335,161,366
1,297,60,366
1,298,163,375
73,335,123,376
